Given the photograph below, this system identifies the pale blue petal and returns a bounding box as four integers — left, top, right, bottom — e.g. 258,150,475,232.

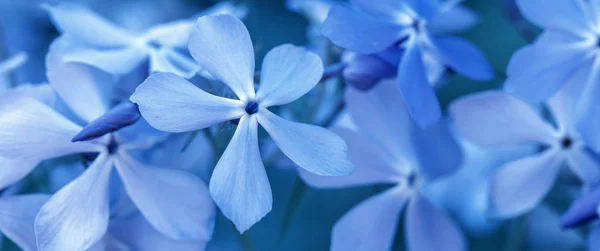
515,0,591,34
0,52,27,75
256,44,323,107
547,78,583,133
567,148,600,185
430,35,494,81
43,3,135,47
5,83,56,107
209,115,271,233
201,1,249,20
0,194,49,251
576,60,600,152
47,38,112,122
588,225,600,251
109,213,207,251
397,44,441,128
0,96,103,160
189,15,255,101
142,20,195,48
257,109,353,176
331,186,409,251
488,150,563,218
298,128,404,189
412,120,462,181
62,46,148,75
322,5,405,54
350,0,415,22
115,152,215,240
405,192,465,251
0,157,39,190
560,186,600,228
35,154,112,251
450,91,556,147
341,52,396,91
149,48,201,79
130,72,245,133
428,6,479,34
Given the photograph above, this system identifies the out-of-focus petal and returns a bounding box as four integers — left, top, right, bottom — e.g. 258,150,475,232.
488,150,563,218
322,5,405,54
114,153,215,240
331,186,410,251
515,0,591,34
405,192,465,251
566,148,600,185
35,154,112,251
560,185,600,228
397,44,441,128
342,52,396,91
350,0,414,22
257,109,353,176
149,48,201,79
0,194,49,251
450,91,556,147
43,3,135,47
428,6,479,34
131,72,245,133
412,120,463,181
0,157,39,190
430,35,494,81
0,96,103,160
143,20,195,47
62,46,148,75
5,84,56,107
256,44,323,107
189,15,255,101
209,115,271,233
576,58,600,152
299,127,404,189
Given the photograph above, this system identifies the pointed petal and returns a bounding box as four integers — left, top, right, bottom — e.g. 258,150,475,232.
0,96,102,160
43,3,135,47
515,0,590,34
189,15,255,101
143,20,195,47
47,38,112,122
566,148,600,185
430,36,494,81
256,44,323,107
298,128,403,189
412,120,463,181
576,58,600,152
130,72,245,133
0,157,39,190
397,44,441,128
488,150,563,218
0,194,50,251
115,153,215,240
560,185,600,228
209,115,271,233
450,91,556,147
405,192,465,251
62,46,148,75
257,109,353,176
35,154,112,251
331,186,409,251
149,48,201,79
72,101,141,142
322,5,405,54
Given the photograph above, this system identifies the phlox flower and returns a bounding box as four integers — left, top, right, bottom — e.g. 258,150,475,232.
450,84,600,219
0,39,215,251
131,14,354,233
300,79,464,251
43,2,245,78
323,0,492,127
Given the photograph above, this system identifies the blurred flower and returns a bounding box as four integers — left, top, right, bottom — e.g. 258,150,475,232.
0,194,49,251
323,0,492,127
300,79,464,251
131,14,353,233
0,39,215,250
450,83,600,219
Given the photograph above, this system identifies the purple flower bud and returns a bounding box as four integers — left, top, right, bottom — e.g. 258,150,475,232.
560,186,600,229
72,101,141,142
342,51,396,91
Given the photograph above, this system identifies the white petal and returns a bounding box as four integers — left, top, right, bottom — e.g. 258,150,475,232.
130,72,245,133
0,156,39,190
257,109,353,176
566,148,600,185
62,45,148,76
0,194,50,251
143,20,195,47
148,48,201,79
209,115,272,233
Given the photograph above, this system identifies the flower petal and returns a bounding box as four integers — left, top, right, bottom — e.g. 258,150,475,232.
430,35,494,81
0,157,39,190
47,38,112,122
450,91,556,147
0,96,102,160
35,154,112,251
0,194,50,251
298,127,404,189
130,72,245,133
43,3,135,47
62,45,148,75
411,120,463,181
149,48,201,79
342,52,396,91
350,0,415,22
189,15,255,101
397,44,441,128
322,5,405,54
428,5,479,34
257,109,353,176
114,153,215,240
576,58,600,152
566,148,600,185
209,115,271,233
515,0,591,34
143,20,195,47
488,150,563,218
331,186,409,251
256,44,323,107
405,192,465,251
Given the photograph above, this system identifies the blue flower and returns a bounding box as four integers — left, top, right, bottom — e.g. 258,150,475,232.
505,0,600,152
300,79,464,251
131,14,354,233
0,39,215,250
322,0,493,127
450,84,600,219
43,2,246,78
0,194,50,251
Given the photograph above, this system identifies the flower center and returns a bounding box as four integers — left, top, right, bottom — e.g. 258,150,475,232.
245,101,259,115
107,138,119,154
561,136,573,149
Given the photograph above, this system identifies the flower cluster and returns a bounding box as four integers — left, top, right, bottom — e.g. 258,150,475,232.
0,0,598,250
